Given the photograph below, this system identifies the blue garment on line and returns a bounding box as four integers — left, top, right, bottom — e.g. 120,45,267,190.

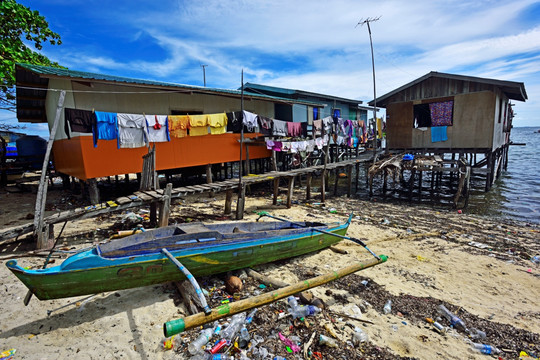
93,111,118,147
431,126,447,143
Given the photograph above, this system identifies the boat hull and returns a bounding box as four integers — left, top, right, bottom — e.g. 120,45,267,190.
6,223,348,300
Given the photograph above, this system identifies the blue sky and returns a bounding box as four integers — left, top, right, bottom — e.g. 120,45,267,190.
3,0,540,137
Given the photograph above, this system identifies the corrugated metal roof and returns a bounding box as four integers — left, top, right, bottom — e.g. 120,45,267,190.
243,82,363,105
16,63,318,105
369,71,527,107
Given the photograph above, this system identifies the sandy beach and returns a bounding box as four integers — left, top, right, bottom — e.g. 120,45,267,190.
0,184,538,359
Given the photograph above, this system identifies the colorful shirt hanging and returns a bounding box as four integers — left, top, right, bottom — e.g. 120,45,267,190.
242,111,258,132
168,115,190,138
189,114,209,136
145,115,169,142
429,101,454,126
272,119,288,137
258,116,273,136
93,111,118,147
207,113,228,135
431,126,448,143
226,111,243,133
287,122,302,137
117,113,148,148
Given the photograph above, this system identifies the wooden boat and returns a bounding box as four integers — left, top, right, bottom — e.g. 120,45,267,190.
6,215,352,300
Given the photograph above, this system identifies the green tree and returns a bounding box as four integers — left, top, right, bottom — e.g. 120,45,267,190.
0,0,63,114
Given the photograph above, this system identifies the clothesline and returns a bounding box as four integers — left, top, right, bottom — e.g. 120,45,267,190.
64,107,374,152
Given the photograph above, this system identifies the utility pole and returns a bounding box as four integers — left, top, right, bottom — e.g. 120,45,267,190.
200,64,208,87
357,16,380,164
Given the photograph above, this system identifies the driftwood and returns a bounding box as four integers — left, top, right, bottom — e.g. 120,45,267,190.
329,246,348,254
245,268,289,288
175,280,204,315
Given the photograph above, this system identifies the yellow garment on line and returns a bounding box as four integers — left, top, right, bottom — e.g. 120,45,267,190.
208,113,228,135
377,117,383,139
189,114,209,136
168,115,189,138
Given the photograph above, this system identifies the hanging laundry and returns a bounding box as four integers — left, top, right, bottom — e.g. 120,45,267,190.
226,111,243,133
306,139,315,152
272,119,288,137
322,116,333,135
117,113,148,148
272,141,283,152
266,140,275,150
431,126,448,143
242,111,258,133
290,141,299,153
313,119,323,137
145,115,169,142
168,115,189,138
258,116,274,136
287,122,302,137
315,137,324,150
188,114,209,136
208,113,228,135
301,122,308,138
93,111,118,147
281,142,291,152
64,108,94,139
429,101,453,126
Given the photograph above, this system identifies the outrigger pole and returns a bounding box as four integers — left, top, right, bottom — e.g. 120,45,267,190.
256,211,380,260
164,254,387,337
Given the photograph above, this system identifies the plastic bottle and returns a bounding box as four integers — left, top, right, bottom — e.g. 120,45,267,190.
437,304,468,331
469,328,487,340
246,308,258,324
211,355,234,360
188,327,214,355
190,353,211,360
383,300,392,314
289,305,321,319
220,312,246,340
273,357,287,360
352,327,369,345
319,334,338,348
471,343,500,355
287,296,298,309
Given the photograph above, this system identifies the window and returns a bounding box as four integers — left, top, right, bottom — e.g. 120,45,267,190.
413,100,453,128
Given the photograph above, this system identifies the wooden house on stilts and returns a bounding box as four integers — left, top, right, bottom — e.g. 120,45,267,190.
369,72,527,192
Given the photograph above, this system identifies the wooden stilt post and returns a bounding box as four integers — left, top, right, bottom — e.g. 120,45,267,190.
87,178,100,205
34,90,66,249
347,165,353,198
158,183,173,227
408,169,415,201
306,173,312,200
286,176,295,208
418,170,423,201
333,169,339,196
321,170,326,203
206,164,214,197
224,188,233,215
355,162,360,193
236,183,246,220
273,178,279,205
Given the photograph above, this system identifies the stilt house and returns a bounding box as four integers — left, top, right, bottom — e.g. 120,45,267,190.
369,72,527,189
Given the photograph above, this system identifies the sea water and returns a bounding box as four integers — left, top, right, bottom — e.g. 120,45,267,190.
467,126,540,224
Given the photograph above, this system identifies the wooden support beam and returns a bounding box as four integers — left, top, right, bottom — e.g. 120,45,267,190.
286,176,295,208
34,90,65,250
347,165,353,198
158,183,173,227
236,184,246,220
333,169,339,196
321,169,326,203
306,173,312,200
87,178,100,205
224,188,233,215
273,178,279,205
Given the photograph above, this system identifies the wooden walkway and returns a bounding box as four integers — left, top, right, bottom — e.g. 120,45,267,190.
0,156,373,242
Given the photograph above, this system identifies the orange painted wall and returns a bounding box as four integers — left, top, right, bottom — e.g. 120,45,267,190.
52,133,270,181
